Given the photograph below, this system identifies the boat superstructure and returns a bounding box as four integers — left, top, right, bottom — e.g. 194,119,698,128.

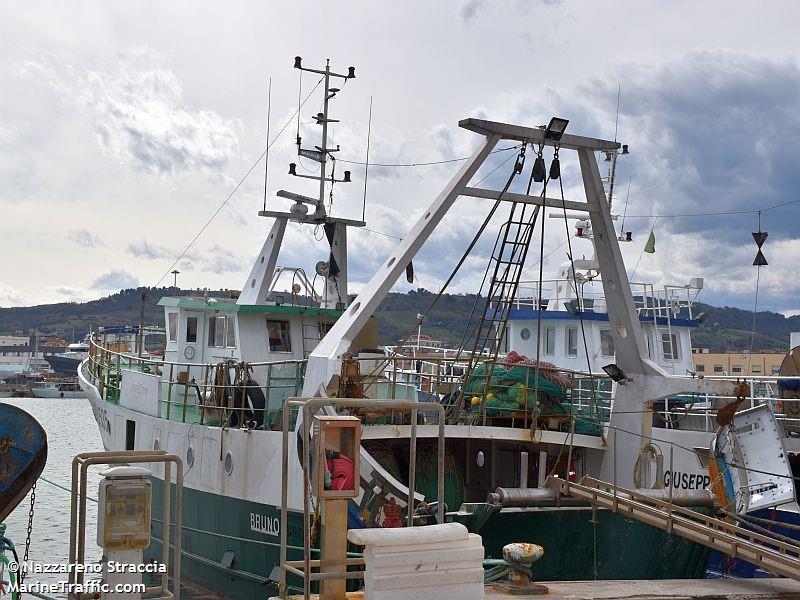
79,62,800,596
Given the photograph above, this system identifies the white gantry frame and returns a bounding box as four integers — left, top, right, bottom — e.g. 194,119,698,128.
302,117,742,486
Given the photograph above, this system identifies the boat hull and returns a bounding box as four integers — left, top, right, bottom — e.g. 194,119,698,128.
44,355,82,376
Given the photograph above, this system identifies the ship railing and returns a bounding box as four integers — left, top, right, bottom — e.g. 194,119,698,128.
86,336,307,430
514,278,699,320
359,353,610,435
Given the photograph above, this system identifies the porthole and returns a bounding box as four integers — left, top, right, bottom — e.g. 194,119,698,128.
476,451,485,468
187,445,195,467
520,328,531,340
387,257,396,267
349,302,361,316
184,346,196,360
425,211,431,219
251,279,256,288
260,256,265,264
224,451,234,475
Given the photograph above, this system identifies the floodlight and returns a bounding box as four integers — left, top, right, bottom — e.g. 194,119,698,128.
347,66,356,79
343,170,351,182
602,363,628,384
294,56,302,69
544,117,569,141
289,163,297,176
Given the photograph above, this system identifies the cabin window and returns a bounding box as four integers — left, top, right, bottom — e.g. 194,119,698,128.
696,364,705,372
713,364,724,373
168,313,178,343
600,329,615,357
661,333,679,360
751,364,762,373
186,316,198,343
543,327,555,356
208,316,236,348
732,365,742,373
267,320,292,353
566,327,578,357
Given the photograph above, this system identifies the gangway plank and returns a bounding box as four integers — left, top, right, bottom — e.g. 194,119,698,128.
549,476,800,581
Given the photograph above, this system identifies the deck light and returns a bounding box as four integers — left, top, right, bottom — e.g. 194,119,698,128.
347,66,356,79
294,56,302,69
622,144,629,155
602,363,628,384
289,163,297,176
544,117,569,141
343,170,351,183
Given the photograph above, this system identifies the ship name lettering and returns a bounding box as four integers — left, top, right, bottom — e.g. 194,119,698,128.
250,513,280,537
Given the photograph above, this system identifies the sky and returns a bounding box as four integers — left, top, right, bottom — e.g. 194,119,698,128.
1,1,799,317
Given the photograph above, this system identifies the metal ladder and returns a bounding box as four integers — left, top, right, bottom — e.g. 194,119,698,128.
550,476,800,580
459,202,541,421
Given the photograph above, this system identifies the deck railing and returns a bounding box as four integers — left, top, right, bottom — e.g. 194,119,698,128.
86,336,800,438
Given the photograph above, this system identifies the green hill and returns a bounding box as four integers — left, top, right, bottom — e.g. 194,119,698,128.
0,287,797,353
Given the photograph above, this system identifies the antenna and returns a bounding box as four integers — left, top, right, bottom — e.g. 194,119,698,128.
362,96,373,223
263,76,272,213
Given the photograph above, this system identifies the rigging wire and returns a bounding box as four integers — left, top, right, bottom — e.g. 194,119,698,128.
623,198,800,219
337,145,521,167
153,76,324,288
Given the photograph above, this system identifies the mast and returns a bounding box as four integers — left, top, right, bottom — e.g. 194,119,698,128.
238,56,365,309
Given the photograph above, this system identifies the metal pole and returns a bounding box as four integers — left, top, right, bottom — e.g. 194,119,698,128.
613,427,618,511
408,404,418,527
520,451,529,488
302,404,312,600
280,399,290,597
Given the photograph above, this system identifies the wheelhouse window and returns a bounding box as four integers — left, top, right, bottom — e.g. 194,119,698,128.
566,327,578,357
600,329,615,357
751,364,762,373
696,364,705,373
168,313,178,343
267,320,292,353
208,316,236,348
186,316,198,343
713,364,724,373
543,327,555,356
732,364,742,374
661,333,679,361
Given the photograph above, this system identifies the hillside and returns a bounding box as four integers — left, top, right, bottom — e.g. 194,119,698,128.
0,287,797,352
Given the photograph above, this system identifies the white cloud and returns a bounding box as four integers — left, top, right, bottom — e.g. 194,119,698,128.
16,49,240,176
68,229,105,248
91,269,139,291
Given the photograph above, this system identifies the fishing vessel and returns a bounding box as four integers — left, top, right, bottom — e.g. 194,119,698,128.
45,341,90,376
30,379,85,398
79,58,798,597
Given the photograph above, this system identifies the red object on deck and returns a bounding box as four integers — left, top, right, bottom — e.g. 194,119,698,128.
382,498,403,528
325,454,356,490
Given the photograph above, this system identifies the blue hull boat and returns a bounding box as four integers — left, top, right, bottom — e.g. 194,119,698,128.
0,403,47,521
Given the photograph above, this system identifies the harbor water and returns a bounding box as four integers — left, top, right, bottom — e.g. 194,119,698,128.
2,397,104,587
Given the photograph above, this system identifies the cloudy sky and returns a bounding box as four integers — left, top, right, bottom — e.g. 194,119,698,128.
1,1,799,316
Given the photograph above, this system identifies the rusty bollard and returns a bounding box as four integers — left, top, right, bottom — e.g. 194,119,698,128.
494,542,549,595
